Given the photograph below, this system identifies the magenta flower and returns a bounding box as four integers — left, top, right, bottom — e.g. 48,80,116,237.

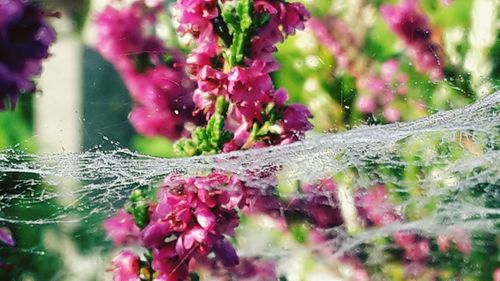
93,4,148,68
0,0,56,110
201,256,277,280
103,210,141,246
250,1,310,72
150,243,189,281
105,1,314,279
137,172,246,279
287,178,343,228
193,65,228,116
110,250,140,281
281,104,313,140
228,60,273,104
176,0,218,38
381,0,444,80
307,17,359,73
94,2,203,140
185,28,220,76
356,185,432,277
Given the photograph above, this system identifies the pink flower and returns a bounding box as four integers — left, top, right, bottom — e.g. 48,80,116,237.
356,95,376,113
110,251,140,281
356,185,431,270
356,60,407,122
437,227,472,254
185,27,219,76
307,17,358,73
383,106,401,122
103,210,140,246
355,185,401,226
129,107,187,140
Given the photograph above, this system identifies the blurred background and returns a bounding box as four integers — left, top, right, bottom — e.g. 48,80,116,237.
0,0,498,280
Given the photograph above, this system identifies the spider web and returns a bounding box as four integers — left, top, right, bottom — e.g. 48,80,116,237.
0,91,498,280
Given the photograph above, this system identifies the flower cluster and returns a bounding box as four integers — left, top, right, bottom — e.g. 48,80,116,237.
307,16,361,75
0,0,56,110
356,60,408,122
381,0,444,81
174,0,312,155
200,257,277,280
308,17,408,122
103,0,313,279
355,185,471,278
0,227,14,271
105,172,247,280
94,2,203,140
287,178,343,228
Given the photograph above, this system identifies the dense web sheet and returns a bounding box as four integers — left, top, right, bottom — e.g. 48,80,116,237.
0,91,499,278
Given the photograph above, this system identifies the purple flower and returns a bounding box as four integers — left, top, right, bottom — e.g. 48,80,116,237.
213,238,239,267
281,103,313,141
0,0,56,110
0,227,14,247
110,250,140,281
287,179,343,228
200,256,277,281
381,0,444,80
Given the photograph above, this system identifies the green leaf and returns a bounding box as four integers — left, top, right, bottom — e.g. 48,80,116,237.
126,189,150,229
174,97,232,156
